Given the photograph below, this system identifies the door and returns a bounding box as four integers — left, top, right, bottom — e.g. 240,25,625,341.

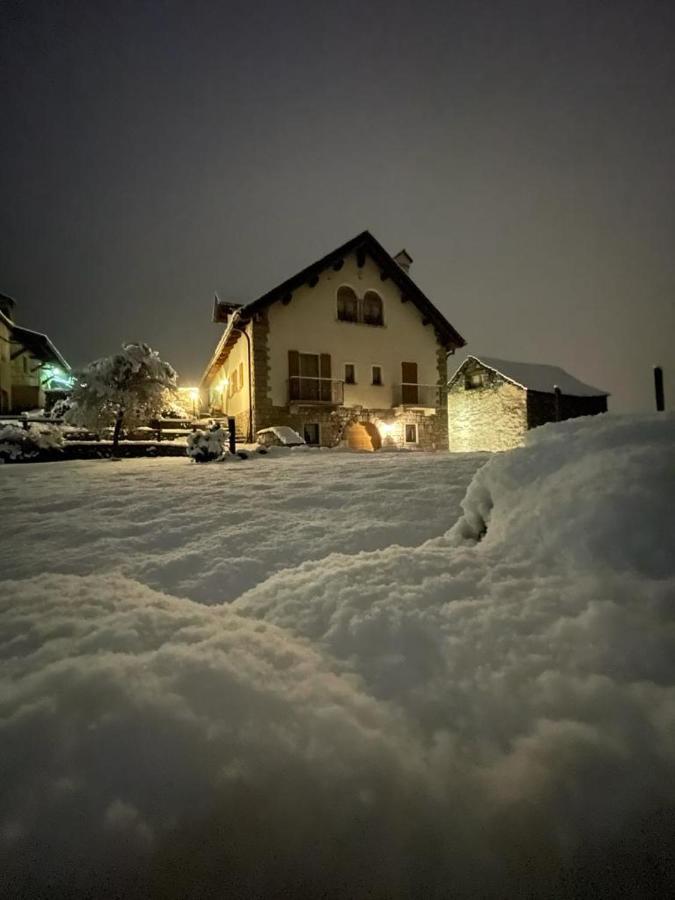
401,361,418,405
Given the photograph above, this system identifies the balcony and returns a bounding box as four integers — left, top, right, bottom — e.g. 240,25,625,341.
392,383,445,408
288,377,344,405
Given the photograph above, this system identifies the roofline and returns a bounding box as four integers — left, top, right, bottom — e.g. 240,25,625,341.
448,354,610,397
201,230,466,386
11,324,71,371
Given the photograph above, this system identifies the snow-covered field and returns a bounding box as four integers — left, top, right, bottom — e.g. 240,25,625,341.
1,416,674,898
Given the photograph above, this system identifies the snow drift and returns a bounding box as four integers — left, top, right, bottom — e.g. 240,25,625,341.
1,414,674,897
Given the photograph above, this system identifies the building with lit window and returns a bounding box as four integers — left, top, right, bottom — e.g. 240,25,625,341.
0,292,72,413
200,231,465,450
447,355,609,452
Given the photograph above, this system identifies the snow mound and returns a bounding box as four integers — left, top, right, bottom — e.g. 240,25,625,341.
257,425,305,445
1,414,674,896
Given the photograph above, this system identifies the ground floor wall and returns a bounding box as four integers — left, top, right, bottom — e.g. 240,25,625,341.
254,404,447,450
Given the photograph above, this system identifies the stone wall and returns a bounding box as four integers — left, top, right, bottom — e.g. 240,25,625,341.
447,360,527,452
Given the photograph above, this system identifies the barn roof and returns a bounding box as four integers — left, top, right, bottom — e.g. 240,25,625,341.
450,355,609,397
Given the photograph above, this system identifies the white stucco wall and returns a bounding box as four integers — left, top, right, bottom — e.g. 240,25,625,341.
209,321,252,417
266,252,442,409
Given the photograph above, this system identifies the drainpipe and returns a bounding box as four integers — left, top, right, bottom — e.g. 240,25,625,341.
231,320,253,442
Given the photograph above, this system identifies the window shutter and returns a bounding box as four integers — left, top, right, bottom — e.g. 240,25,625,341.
401,362,418,405
320,353,331,401
289,350,300,400
401,361,417,383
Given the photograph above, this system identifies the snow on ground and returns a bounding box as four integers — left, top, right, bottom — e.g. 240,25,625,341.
1,416,674,898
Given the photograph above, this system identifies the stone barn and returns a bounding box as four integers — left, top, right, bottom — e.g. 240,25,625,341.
447,355,609,452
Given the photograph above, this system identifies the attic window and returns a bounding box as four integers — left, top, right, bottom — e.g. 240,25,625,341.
337,287,358,322
337,287,384,326
465,372,485,389
363,291,384,326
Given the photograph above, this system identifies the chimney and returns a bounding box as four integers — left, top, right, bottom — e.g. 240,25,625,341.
393,249,413,274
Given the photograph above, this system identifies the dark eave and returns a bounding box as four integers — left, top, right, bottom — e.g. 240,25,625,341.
240,230,466,349
11,325,70,371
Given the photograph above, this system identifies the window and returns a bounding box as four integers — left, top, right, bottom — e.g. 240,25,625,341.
337,286,358,322
363,291,384,326
405,423,418,444
372,366,382,386
304,423,320,445
239,362,244,391
465,372,485,390
345,363,356,385
336,286,384,326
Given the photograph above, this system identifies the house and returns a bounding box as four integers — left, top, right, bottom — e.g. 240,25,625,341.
200,231,465,450
447,355,609,452
0,293,72,413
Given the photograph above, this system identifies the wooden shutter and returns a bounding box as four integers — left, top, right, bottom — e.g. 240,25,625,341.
289,350,300,400
401,362,418,404
320,353,331,401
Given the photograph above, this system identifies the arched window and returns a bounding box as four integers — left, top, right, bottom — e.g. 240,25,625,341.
337,286,358,322
363,291,383,326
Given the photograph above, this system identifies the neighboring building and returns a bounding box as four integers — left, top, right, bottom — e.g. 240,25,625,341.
200,231,465,449
447,355,609,452
0,292,72,413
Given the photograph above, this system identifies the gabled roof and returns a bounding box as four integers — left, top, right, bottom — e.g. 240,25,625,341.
202,231,465,384
11,324,71,371
450,355,609,397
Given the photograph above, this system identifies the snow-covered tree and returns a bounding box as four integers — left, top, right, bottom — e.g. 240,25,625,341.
66,343,178,457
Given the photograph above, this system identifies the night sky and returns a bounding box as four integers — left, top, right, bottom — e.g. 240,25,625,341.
1,0,673,411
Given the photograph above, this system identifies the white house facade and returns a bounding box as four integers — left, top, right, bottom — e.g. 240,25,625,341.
200,232,465,450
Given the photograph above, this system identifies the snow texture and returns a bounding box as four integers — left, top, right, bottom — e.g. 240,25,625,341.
1,414,674,897
453,354,609,396
0,422,64,461
257,424,306,445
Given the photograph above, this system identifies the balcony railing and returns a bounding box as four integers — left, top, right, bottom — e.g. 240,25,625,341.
288,377,344,405
392,383,446,408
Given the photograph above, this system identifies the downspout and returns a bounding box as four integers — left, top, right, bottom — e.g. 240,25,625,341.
231,319,253,442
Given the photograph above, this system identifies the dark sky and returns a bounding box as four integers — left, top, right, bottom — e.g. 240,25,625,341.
1,0,673,410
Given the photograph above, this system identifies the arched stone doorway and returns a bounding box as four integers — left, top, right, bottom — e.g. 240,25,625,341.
343,421,382,452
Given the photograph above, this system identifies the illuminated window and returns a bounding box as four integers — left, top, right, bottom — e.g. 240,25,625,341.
337,286,358,322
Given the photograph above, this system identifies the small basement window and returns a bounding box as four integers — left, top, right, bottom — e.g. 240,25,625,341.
344,364,356,385
304,423,320,445
372,365,382,386
405,423,418,444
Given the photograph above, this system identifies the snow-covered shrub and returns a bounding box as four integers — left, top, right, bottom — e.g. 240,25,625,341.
186,424,228,462
66,343,178,455
49,396,74,420
0,422,65,461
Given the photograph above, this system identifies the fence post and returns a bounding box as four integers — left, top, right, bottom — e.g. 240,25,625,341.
654,366,665,412
553,385,562,422
227,417,236,454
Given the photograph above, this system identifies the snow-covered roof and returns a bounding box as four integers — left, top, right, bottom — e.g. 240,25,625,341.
451,355,609,397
